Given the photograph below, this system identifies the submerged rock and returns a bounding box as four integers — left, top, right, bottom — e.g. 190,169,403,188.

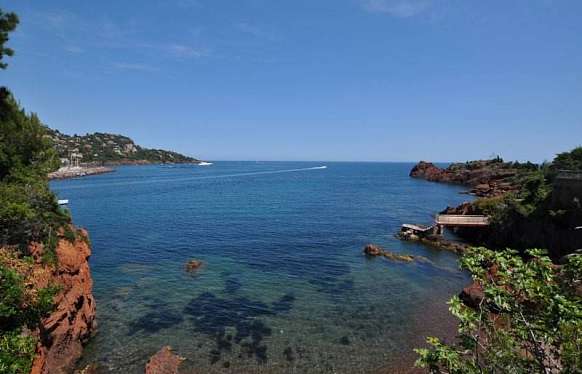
363,244,416,262
363,244,383,256
185,259,203,272
145,346,184,374
383,251,415,263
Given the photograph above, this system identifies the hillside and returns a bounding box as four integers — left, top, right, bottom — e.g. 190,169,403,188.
45,128,199,165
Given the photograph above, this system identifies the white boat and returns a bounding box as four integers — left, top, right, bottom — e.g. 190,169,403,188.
198,162,213,166
57,199,69,205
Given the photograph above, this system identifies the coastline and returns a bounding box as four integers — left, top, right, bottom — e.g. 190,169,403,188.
48,166,114,180
48,161,206,180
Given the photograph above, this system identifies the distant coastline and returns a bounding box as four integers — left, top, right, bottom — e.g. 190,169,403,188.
48,160,205,180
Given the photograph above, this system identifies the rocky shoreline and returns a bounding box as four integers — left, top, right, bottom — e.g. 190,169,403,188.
409,160,521,197
48,161,206,180
29,228,97,374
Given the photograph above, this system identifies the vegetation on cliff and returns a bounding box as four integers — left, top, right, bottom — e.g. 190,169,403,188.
0,253,59,374
0,88,71,254
414,150,582,372
0,11,64,373
416,148,582,259
416,247,582,373
46,128,199,165
0,91,64,373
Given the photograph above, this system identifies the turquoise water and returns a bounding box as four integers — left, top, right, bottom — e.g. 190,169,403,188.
50,162,471,373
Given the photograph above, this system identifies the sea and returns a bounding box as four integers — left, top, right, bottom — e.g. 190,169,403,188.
50,161,472,373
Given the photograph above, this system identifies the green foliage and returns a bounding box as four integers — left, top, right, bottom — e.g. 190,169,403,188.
0,263,58,374
63,225,77,242
415,248,582,373
514,172,552,217
0,12,62,370
0,331,36,374
553,147,582,172
0,88,60,180
0,264,58,330
0,88,69,250
0,8,18,70
46,128,198,164
0,266,23,324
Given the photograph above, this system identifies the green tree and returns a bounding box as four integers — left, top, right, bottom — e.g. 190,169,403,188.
415,247,582,373
0,8,19,69
552,147,582,172
0,88,66,249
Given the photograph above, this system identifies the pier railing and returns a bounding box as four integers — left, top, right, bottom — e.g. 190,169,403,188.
435,214,490,227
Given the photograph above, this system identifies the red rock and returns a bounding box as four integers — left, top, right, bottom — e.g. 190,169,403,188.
31,228,96,374
185,259,203,272
145,346,184,374
409,161,446,182
363,244,383,256
410,159,520,198
459,281,485,309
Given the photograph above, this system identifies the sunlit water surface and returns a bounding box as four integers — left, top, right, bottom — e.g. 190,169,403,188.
50,162,471,373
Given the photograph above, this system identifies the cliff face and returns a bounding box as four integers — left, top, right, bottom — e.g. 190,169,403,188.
30,229,96,374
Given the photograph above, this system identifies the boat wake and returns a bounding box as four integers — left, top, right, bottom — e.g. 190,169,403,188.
55,165,328,190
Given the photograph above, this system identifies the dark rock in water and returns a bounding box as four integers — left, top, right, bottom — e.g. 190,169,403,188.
223,361,231,368
283,347,295,362
183,291,275,363
127,307,183,335
363,244,383,256
224,278,241,293
145,346,184,374
209,349,221,365
363,244,416,262
185,259,203,272
272,293,295,313
397,231,469,254
459,281,485,309
339,336,351,345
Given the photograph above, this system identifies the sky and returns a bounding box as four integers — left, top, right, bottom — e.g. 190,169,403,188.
0,0,581,162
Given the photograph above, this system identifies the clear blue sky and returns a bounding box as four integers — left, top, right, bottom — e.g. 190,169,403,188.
1,0,581,162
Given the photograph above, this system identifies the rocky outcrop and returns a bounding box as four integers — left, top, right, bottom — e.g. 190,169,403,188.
398,231,470,254
145,346,184,374
410,160,520,197
363,244,416,262
363,244,383,256
30,228,96,374
459,282,485,309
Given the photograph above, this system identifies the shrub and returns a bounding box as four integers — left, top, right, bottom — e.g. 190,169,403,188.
0,262,58,373
0,88,69,252
415,247,582,373
0,331,36,374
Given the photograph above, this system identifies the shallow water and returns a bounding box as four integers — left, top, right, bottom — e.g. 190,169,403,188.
51,162,471,373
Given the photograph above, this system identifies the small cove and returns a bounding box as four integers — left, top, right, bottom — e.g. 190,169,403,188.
51,161,471,373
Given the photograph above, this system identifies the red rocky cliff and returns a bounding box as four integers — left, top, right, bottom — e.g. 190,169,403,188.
410,160,520,197
31,228,96,374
